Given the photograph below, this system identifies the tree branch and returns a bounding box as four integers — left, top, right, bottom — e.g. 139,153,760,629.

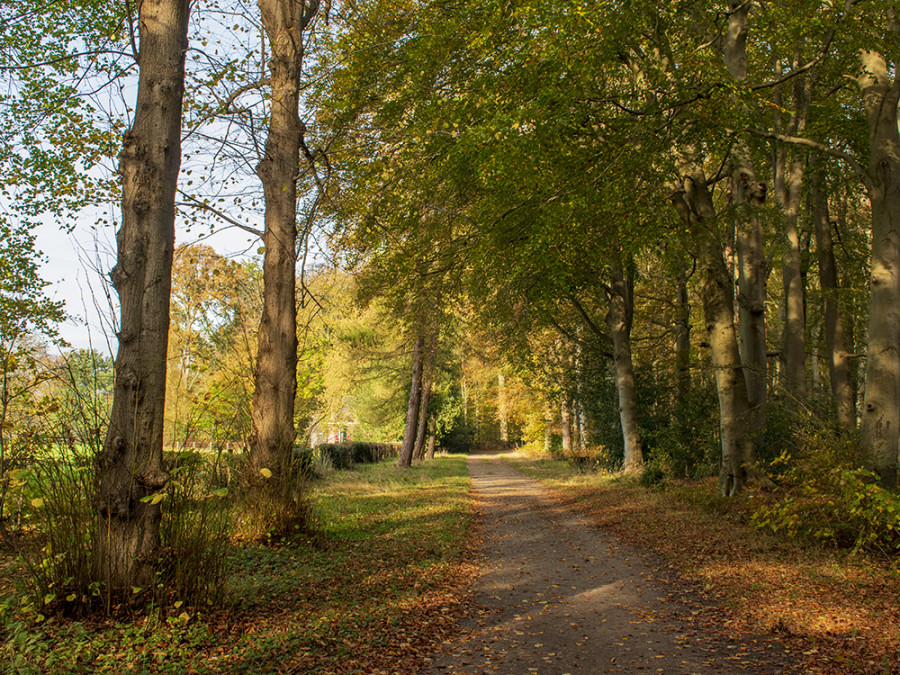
177,190,264,238
749,0,864,92
746,128,870,189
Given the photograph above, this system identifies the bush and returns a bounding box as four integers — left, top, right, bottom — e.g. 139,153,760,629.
309,442,399,474
14,445,230,617
639,459,668,489
752,430,900,555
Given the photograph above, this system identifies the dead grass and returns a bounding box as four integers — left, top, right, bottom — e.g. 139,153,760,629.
506,453,900,675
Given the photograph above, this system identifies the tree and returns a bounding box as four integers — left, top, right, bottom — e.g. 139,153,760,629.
248,0,321,524
857,48,900,490
95,0,190,591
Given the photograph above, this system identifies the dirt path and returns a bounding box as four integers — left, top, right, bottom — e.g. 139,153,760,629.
426,451,796,675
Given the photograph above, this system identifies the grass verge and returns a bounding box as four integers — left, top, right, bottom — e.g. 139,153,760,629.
505,453,900,675
1,455,475,674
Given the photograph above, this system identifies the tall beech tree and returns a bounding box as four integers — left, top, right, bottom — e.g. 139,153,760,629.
249,0,320,516
670,155,757,497
857,48,900,490
810,160,856,429
96,0,190,590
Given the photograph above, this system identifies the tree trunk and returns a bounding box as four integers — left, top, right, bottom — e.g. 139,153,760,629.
671,159,756,496
95,0,189,592
544,403,552,454
397,333,424,467
560,393,572,454
774,71,810,399
575,336,587,451
606,255,644,472
425,415,437,460
674,263,692,443
731,139,768,449
811,159,856,429
859,52,900,490
413,353,434,461
497,372,508,445
250,0,319,505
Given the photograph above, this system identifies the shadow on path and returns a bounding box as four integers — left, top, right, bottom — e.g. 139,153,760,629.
426,451,795,674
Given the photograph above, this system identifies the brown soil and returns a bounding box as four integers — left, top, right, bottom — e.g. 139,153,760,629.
425,451,797,675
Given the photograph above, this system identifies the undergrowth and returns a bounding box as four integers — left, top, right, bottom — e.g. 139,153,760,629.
0,454,473,674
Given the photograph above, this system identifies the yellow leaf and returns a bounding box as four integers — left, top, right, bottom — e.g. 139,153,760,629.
259,468,272,479
30,498,44,508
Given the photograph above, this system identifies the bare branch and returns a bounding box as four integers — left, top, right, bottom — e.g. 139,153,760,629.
177,189,264,238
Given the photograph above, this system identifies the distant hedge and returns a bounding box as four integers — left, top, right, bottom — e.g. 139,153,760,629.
296,441,400,475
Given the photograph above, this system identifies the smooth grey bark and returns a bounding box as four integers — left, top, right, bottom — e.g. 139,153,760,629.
497,371,509,444
397,333,425,468
544,404,552,454
724,0,749,80
575,337,587,451
858,52,900,490
731,140,768,447
671,159,756,496
774,69,810,399
811,159,856,429
250,0,319,503
561,393,572,454
605,255,644,472
722,3,770,450
95,0,189,591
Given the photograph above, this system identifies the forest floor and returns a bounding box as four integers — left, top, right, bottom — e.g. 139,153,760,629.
488,450,900,675
0,451,897,674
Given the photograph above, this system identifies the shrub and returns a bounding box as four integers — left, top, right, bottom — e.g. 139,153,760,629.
309,442,399,473
752,430,900,555
639,459,668,489
14,445,230,618
318,443,352,470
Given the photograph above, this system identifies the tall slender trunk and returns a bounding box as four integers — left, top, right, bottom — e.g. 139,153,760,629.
95,0,189,591
544,403,552,454
397,333,424,468
732,139,768,449
859,52,900,490
497,371,508,445
674,263,692,443
575,336,587,451
250,0,319,504
560,393,572,454
774,69,810,398
606,255,644,472
811,159,856,428
413,352,434,461
722,9,770,450
671,159,756,496
425,415,437,460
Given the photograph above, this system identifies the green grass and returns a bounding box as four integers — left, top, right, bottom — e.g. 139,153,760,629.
0,455,473,674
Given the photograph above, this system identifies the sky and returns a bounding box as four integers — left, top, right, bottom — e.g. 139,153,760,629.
36,213,261,353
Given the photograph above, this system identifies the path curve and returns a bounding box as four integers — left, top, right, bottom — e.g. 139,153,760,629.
426,451,795,674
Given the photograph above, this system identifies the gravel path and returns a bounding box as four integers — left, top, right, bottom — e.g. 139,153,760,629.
426,451,795,675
